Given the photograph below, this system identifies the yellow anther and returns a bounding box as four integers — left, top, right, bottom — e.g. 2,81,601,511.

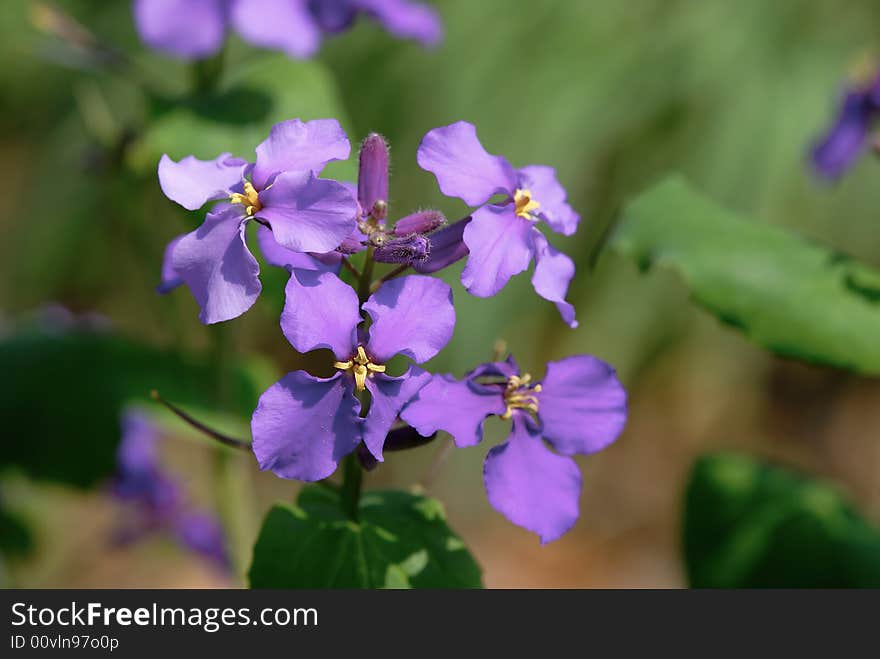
501,372,541,420
229,181,262,216
333,345,385,392
513,188,540,219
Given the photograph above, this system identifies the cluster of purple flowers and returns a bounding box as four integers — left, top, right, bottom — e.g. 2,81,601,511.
134,0,442,61
111,411,231,569
157,116,627,542
811,65,880,179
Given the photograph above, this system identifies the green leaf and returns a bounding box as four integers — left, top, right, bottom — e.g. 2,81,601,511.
0,505,33,559
683,453,880,587
132,54,355,181
248,486,483,589
0,327,262,488
612,176,880,374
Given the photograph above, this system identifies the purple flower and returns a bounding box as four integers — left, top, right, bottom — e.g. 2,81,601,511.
418,121,581,327
111,411,231,570
251,271,455,481
401,355,627,543
157,118,357,324
133,0,442,61
811,69,880,179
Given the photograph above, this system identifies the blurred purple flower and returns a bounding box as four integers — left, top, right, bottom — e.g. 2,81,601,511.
402,354,627,543
133,0,442,61
157,118,357,324
418,121,581,327
251,271,454,481
811,69,880,179
112,411,231,570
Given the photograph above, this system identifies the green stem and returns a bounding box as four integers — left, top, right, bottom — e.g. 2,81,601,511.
338,247,379,520
339,453,363,521
191,48,225,94
357,246,376,303
208,324,252,581
369,263,411,293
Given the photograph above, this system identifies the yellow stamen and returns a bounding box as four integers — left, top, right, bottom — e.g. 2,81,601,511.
229,181,262,216
500,372,542,420
333,345,385,392
513,188,540,219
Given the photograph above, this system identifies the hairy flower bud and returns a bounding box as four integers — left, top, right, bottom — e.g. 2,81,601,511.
337,232,365,254
358,133,389,220
373,234,430,264
413,216,470,273
392,209,446,236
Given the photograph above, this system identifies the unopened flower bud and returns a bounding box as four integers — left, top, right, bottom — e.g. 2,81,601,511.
413,217,470,273
374,234,430,264
356,426,437,470
337,233,365,254
392,209,446,236
358,133,389,220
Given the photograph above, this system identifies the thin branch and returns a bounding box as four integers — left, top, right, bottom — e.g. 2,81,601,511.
340,257,362,279
369,264,411,293
150,390,250,451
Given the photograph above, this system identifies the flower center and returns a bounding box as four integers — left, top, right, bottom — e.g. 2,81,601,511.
513,188,540,219
501,373,541,420
333,345,386,392
229,181,262,216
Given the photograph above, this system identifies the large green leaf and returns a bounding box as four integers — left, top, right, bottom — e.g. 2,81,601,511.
132,53,355,180
612,176,880,374
249,485,483,589
0,327,262,488
683,453,880,587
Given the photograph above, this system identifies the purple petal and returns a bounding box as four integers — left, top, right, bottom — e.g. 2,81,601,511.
483,416,581,544
173,512,230,569
157,234,185,294
134,0,228,60
113,411,180,514
364,275,455,363
353,0,443,47
256,171,358,253
308,0,357,32
468,354,520,380
171,206,260,324
531,232,578,328
461,205,534,297
870,73,880,107
281,269,360,361
537,355,627,456
413,216,469,274
158,153,247,211
417,121,516,206
256,225,342,273
251,118,350,190
362,366,431,461
517,165,580,236
811,90,873,179
230,0,321,60
358,133,390,217
251,372,362,482
117,410,160,474
401,374,505,447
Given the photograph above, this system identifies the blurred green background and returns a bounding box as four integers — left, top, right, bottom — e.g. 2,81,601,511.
1,0,880,587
